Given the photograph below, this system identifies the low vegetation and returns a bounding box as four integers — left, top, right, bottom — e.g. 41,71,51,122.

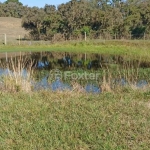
0,40,150,62
0,90,150,149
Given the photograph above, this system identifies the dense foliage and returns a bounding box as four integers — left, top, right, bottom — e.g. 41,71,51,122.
0,0,150,40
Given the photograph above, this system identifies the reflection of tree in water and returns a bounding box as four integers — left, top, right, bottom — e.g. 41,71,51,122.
1,52,150,71
29,52,112,70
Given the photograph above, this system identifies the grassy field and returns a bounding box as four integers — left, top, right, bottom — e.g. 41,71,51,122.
0,40,150,61
0,90,150,150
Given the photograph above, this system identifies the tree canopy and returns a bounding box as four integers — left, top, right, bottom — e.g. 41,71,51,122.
0,0,150,40
4,0,23,5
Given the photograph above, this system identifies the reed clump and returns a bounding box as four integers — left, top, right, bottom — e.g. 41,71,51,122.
99,59,150,93
0,55,34,92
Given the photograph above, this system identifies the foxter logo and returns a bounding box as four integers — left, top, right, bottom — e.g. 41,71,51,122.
49,69,62,80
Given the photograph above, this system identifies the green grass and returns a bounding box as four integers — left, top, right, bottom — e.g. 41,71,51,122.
0,91,150,149
1,40,150,61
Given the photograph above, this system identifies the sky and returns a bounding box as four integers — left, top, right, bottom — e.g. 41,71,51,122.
0,0,70,7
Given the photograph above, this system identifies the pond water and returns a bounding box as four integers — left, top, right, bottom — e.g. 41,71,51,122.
0,51,149,93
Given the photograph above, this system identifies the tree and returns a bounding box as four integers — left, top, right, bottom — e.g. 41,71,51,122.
1,0,149,40
5,0,23,5
42,4,61,40
58,0,91,39
22,7,46,40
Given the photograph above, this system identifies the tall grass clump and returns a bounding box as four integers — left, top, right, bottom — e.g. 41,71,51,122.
0,55,34,92
99,57,150,93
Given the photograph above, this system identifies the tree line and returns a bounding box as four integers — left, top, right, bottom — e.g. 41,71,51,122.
0,0,150,41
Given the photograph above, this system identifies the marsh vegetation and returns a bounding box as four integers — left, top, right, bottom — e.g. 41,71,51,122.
0,51,149,93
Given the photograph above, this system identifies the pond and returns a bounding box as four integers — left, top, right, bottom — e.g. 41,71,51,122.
0,51,149,93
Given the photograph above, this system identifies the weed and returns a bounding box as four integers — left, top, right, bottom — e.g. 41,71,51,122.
0,55,34,92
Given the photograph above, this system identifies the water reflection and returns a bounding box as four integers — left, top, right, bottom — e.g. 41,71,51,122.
136,80,148,88
85,84,101,93
0,51,149,93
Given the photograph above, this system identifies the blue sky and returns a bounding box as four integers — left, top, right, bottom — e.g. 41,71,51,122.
0,0,70,7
